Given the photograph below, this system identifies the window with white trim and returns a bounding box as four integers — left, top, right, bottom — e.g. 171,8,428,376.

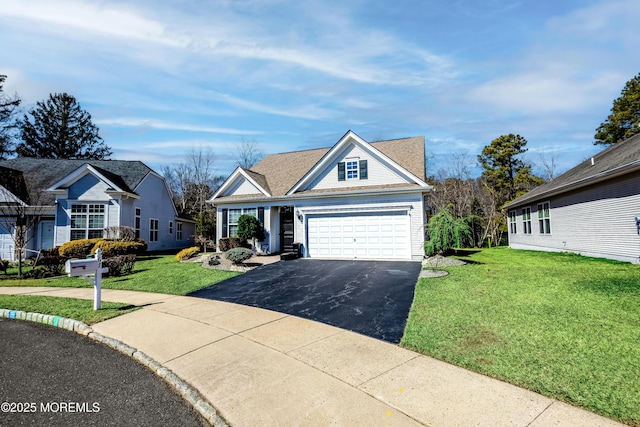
346,161,358,179
522,207,532,234
508,211,517,234
70,204,105,240
176,222,183,240
537,202,551,234
149,219,159,242
135,208,141,239
227,208,259,237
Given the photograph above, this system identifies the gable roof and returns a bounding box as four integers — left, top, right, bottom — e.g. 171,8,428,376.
505,132,640,208
0,158,153,205
214,132,426,201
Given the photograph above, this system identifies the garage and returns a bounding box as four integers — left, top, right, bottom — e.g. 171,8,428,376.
306,211,411,259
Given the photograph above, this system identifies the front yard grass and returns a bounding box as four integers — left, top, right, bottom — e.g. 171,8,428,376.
0,295,139,325
402,247,640,426
0,254,240,295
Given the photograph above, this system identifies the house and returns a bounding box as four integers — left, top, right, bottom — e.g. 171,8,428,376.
209,130,431,261
0,158,195,261
504,132,640,264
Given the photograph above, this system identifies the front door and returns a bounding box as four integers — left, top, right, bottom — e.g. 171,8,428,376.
39,220,54,250
279,207,294,252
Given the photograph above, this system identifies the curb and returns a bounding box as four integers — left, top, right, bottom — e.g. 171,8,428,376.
0,308,229,427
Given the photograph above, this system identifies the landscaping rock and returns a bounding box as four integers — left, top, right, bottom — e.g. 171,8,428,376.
422,255,466,268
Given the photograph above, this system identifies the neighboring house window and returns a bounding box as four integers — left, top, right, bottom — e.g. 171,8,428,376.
508,211,517,234
70,204,105,240
169,221,173,235
176,222,183,240
537,202,551,234
149,219,159,242
227,207,260,237
337,160,368,181
135,208,141,239
522,207,532,234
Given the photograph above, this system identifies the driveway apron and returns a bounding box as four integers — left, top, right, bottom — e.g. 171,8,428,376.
189,259,421,343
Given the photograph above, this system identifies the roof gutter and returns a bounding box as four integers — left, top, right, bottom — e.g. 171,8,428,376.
210,185,430,206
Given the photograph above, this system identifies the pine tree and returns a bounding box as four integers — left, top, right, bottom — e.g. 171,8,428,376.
594,72,640,145
16,93,111,159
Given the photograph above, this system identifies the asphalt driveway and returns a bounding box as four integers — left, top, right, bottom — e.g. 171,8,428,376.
189,259,421,343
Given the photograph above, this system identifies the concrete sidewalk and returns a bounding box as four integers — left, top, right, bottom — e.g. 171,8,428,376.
1,287,624,427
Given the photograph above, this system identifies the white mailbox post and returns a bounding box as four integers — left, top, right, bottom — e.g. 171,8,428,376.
65,248,109,310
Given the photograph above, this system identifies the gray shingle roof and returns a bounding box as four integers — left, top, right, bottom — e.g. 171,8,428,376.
505,132,640,208
0,158,153,205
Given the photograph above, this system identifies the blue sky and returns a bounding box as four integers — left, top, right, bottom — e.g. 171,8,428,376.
1,0,639,178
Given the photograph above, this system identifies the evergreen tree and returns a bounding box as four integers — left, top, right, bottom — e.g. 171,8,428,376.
0,75,21,159
16,93,111,159
595,72,640,145
478,134,543,206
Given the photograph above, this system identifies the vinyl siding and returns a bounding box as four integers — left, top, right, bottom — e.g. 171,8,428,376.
509,171,640,263
304,144,408,191
133,173,186,251
222,177,263,196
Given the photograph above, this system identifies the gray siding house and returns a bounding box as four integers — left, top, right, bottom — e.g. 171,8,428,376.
0,158,195,261
210,130,431,261
505,133,640,263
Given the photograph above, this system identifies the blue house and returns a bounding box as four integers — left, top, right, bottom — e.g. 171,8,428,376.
0,158,195,261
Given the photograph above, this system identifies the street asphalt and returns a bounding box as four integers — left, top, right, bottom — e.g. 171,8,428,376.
189,259,422,343
0,318,207,427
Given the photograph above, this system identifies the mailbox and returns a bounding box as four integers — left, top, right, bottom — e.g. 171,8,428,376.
65,258,100,277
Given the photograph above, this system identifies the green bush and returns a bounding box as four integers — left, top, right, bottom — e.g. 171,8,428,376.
176,247,200,261
35,248,67,276
59,238,104,259
237,214,265,247
92,239,146,257
225,247,254,265
102,254,136,276
218,237,248,252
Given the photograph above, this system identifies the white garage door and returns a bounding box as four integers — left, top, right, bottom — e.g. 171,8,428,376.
307,212,411,259
0,224,15,262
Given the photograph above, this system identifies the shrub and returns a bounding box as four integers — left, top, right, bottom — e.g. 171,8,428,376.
102,254,137,276
176,247,200,261
225,247,254,265
218,237,247,252
103,226,136,241
0,259,9,275
59,238,104,259
237,214,265,248
35,248,67,276
92,239,146,257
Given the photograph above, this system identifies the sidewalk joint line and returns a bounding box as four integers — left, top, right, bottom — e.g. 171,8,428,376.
526,401,555,427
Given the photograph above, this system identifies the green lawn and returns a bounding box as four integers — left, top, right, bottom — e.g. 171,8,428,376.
0,254,240,295
402,247,640,426
0,295,139,324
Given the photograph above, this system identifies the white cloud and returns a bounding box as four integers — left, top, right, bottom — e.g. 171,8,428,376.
95,118,261,135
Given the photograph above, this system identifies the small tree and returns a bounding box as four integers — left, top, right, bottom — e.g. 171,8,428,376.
424,205,472,256
236,214,265,250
